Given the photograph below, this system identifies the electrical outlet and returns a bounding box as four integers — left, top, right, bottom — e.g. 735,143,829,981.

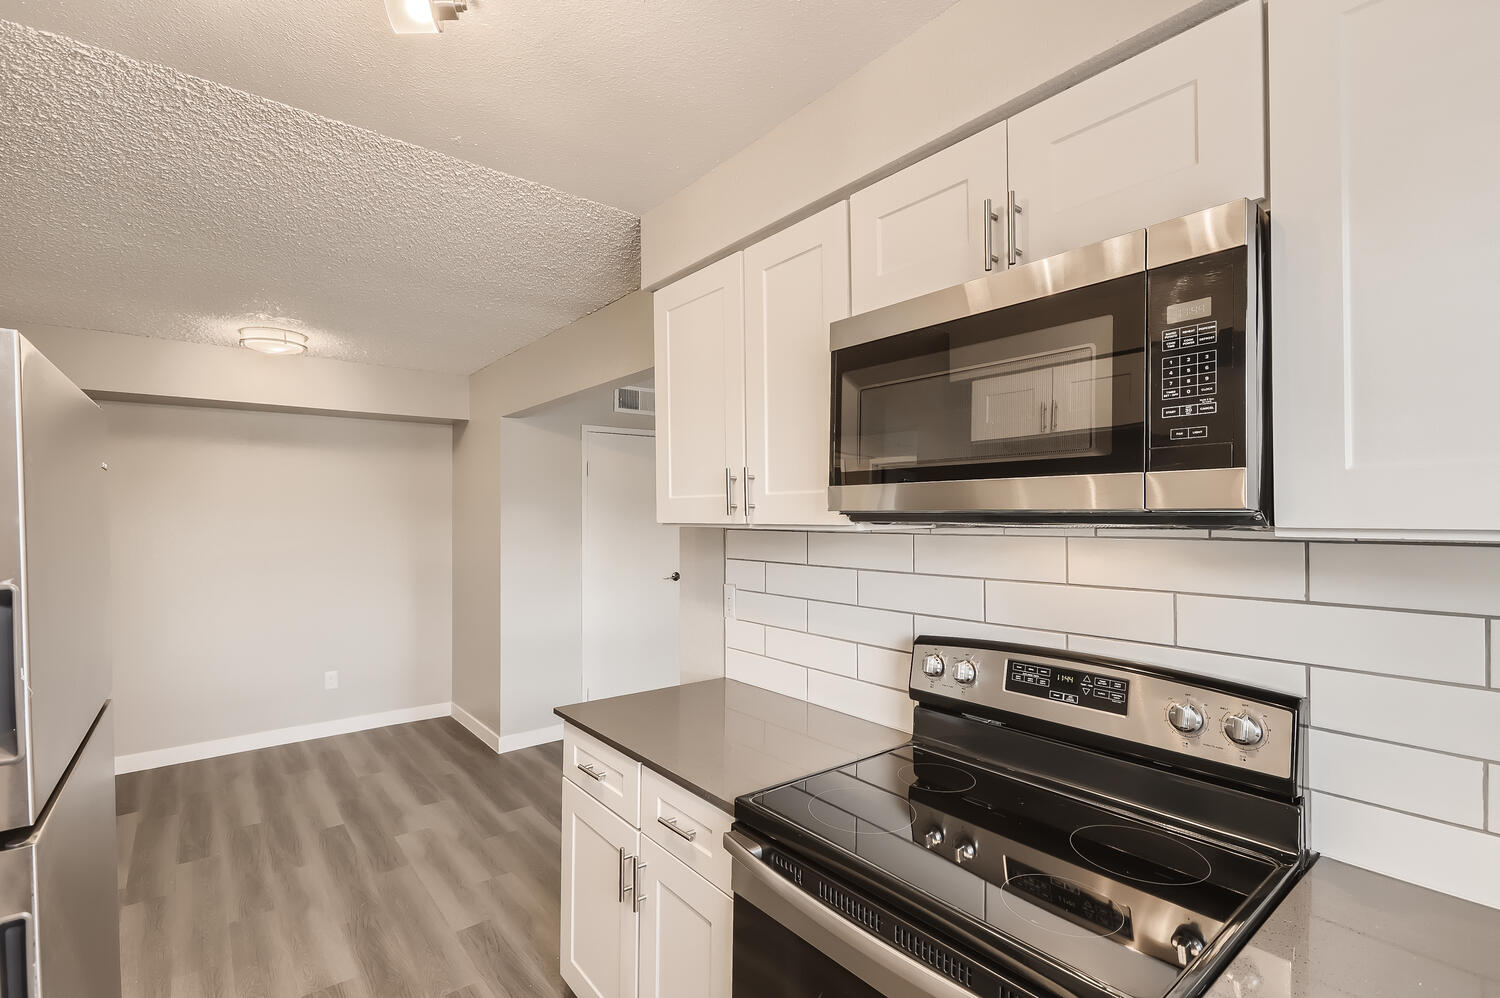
724,584,736,619
324,670,339,691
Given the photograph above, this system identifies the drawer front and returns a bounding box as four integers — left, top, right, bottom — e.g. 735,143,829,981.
564,725,641,827
640,767,734,894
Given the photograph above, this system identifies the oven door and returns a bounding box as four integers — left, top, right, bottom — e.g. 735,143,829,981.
829,231,1148,519
727,830,980,998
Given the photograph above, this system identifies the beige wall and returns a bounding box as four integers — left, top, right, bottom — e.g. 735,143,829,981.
641,0,1240,287
20,323,468,422
105,401,454,760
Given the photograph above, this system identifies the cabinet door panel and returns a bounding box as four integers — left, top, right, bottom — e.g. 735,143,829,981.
1270,0,1500,532
1009,2,1265,262
743,202,851,526
850,123,1008,314
561,779,638,998
637,836,732,998
654,254,746,524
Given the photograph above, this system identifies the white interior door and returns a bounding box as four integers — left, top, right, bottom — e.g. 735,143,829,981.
583,427,681,701
1008,1,1265,262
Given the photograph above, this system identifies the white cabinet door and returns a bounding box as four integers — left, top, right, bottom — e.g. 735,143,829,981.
1270,0,1500,535
849,122,1009,314
561,779,639,998
1009,2,1265,262
743,202,851,526
637,836,733,998
654,254,746,524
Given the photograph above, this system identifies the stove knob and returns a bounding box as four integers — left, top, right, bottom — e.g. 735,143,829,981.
1172,924,1205,965
952,658,977,685
922,652,946,678
923,827,945,849
1166,701,1205,735
955,838,978,865
1223,712,1265,747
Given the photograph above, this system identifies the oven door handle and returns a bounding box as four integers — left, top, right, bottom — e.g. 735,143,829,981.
725,830,977,998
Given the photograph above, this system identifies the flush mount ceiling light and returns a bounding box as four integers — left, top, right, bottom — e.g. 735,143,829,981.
239,327,309,356
386,0,470,34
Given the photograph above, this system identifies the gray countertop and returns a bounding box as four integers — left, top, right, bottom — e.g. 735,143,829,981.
1208,856,1500,998
556,680,1500,997
554,678,910,814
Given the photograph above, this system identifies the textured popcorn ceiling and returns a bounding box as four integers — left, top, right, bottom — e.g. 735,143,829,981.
0,21,641,373
0,0,960,213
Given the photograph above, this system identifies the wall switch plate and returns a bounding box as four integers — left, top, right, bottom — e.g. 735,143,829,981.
324,670,339,691
724,584,736,619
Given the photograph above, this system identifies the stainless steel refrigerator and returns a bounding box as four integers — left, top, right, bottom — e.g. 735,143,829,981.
0,330,120,997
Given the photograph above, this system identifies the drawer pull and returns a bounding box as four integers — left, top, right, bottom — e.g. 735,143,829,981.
657,815,698,842
576,762,607,782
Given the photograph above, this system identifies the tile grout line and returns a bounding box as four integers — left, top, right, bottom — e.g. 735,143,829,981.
1311,788,1495,837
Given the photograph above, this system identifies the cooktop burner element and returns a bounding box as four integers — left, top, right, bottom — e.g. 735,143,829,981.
1071,824,1213,887
897,760,978,794
733,637,1310,998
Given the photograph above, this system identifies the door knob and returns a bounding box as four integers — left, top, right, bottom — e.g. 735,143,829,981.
663,572,681,582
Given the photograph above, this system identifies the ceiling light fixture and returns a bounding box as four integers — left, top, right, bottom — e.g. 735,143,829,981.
385,0,470,34
239,327,309,356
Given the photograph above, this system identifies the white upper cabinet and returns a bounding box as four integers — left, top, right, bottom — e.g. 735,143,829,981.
654,254,745,525
561,779,640,998
636,836,733,998
849,122,1009,315
1009,2,1266,262
1269,0,1500,535
743,203,851,526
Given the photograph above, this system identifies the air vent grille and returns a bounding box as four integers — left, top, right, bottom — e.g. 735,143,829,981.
818,881,882,933
769,851,803,886
893,924,974,988
614,386,655,415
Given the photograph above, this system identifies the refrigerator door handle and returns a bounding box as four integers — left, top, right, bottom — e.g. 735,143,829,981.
0,913,33,997
0,584,18,762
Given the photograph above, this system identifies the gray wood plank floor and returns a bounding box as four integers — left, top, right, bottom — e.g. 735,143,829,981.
116,718,572,998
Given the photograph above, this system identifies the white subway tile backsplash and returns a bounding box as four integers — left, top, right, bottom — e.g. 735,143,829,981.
860,570,985,620
735,590,807,631
1490,765,1498,830
725,619,765,654
858,645,912,690
725,529,806,564
914,616,1067,650
807,671,914,732
807,601,913,651
913,534,1066,582
725,559,765,592
1310,543,1500,616
726,648,807,700
1489,621,1496,689
1309,730,1485,827
765,563,858,603
1312,793,1500,911
808,532,914,572
1068,537,1306,599
764,627,858,677
1311,670,1500,762
1178,596,1486,684
1065,636,1307,696
985,581,1174,644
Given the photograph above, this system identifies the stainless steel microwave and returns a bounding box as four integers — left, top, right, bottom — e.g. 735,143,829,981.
828,199,1269,525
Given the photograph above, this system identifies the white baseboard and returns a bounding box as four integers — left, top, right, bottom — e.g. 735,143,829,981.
451,701,502,752
497,722,563,755
114,702,453,775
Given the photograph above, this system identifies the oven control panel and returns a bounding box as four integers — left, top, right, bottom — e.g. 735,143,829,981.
911,640,1295,781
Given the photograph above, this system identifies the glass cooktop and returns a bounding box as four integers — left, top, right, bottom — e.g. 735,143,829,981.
742,743,1288,998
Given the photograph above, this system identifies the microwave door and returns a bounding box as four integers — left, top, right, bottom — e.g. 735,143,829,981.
830,236,1149,518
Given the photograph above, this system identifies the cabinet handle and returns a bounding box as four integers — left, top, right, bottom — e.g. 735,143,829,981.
1051,400,1058,433
725,468,738,517
619,847,635,902
744,468,756,515
632,857,648,912
983,198,1002,272
576,762,607,782
1007,190,1023,266
657,815,698,842
1040,404,1047,434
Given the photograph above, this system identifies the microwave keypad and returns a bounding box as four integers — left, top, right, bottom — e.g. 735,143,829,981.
1160,322,1218,419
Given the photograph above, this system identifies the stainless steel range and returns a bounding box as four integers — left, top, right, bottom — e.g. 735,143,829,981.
727,638,1311,998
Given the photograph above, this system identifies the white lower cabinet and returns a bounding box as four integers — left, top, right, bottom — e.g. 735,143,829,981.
561,727,735,998
562,779,640,998
637,835,734,998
